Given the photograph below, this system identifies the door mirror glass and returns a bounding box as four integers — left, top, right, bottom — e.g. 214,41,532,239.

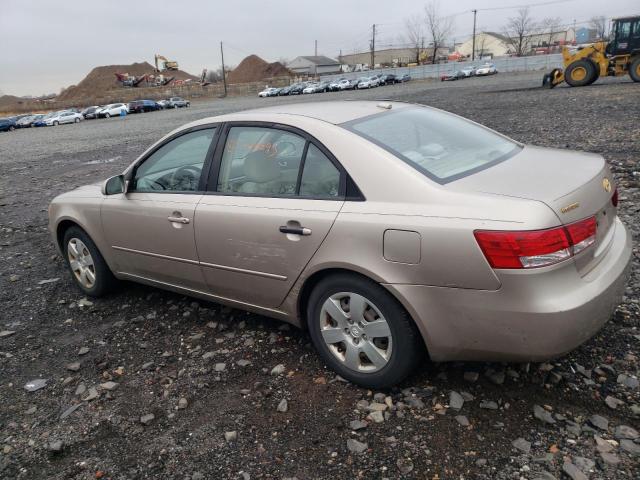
102,175,125,195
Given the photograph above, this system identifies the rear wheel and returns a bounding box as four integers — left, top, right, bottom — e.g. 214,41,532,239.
74,118,80,123
306,274,423,388
63,226,117,297
565,59,597,87
105,113,110,118
8,125,15,132
630,57,640,82
53,121,59,126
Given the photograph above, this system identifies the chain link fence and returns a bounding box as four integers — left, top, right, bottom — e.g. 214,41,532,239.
321,54,563,82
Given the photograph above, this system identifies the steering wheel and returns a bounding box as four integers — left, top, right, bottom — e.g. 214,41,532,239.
171,165,201,190
274,140,297,157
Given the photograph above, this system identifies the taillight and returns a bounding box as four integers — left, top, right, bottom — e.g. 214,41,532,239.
611,188,618,207
474,216,597,269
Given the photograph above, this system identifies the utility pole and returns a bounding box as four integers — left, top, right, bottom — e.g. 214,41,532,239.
471,9,477,61
220,41,227,97
315,40,318,56
370,24,376,68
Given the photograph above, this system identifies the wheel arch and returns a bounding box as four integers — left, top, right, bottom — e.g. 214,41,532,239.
295,267,430,355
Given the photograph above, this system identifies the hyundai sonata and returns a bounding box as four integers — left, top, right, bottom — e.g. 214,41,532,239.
49,101,632,387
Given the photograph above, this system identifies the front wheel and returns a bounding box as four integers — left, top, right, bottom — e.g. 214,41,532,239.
629,57,640,82
307,274,423,388
565,59,597,87
63,226,117,297
53,121,59,126
105,113,110,118
74,118,80,123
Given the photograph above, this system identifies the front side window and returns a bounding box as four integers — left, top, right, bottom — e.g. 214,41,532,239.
217,126,306,195
133,128,216,192
344,107,519,183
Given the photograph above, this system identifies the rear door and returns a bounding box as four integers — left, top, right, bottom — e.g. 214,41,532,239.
194,123,345,308
101,125,219,290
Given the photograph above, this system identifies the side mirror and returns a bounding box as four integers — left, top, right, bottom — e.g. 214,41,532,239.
101,175,126,195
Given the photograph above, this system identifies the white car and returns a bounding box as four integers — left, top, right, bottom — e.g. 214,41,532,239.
258,88,279,98
461,66,477,77
476,63,497,76
98,103,129,118
45,111,83,126
357,77,375,89
302,83,319,94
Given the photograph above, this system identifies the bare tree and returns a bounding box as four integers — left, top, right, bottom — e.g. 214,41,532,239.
404,14,424,64
503,7,537,56
590,15,607,40
424,1,453,64
540,16,562,47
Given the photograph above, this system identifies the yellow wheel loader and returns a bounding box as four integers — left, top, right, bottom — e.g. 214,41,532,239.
543,15,640,88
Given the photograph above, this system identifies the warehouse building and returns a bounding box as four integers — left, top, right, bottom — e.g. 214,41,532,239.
287,56,342,75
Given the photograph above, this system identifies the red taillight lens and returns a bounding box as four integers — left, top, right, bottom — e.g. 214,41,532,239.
611,188,618,207
474,216,597,269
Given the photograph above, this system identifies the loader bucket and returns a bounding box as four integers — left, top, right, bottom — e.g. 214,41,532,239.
542,68,563,89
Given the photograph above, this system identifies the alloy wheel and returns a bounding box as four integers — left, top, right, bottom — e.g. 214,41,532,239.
319,292,392,372
67,238,96,289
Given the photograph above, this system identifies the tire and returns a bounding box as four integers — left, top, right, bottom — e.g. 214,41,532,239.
186,102,190,107
105,113,110,118
630,57,640,83
62,226,117,297
306,273,424,388
565,59,597,87
74,118,80,123
8,125,15,132
53,121,59,126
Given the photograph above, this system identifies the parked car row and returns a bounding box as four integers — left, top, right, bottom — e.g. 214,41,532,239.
258,73,411,97
0,97,191,133
441,63,498,81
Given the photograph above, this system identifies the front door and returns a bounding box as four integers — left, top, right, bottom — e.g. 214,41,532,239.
102,126,217,290
195,124,345,308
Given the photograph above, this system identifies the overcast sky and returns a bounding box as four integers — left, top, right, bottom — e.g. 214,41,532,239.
1,0,636,96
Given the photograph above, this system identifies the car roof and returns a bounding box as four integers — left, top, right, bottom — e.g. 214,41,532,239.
201,100,414,125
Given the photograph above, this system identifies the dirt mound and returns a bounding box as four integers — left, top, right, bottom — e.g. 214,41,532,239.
57,62,198,102
227,55,291,84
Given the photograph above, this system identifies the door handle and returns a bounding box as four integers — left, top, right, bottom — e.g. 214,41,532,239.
279,226,312,236
168,216,190,224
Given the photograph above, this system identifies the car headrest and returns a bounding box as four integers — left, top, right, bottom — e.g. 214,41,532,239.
243,151,280,183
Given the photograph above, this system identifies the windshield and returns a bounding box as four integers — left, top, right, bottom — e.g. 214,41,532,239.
343,106,520,184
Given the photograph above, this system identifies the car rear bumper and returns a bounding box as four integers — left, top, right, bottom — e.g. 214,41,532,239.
385,217,632,362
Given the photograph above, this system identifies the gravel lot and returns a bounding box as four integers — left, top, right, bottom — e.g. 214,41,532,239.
1,71,639,480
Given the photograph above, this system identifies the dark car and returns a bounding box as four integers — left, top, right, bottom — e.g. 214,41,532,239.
128,99,161,113
166,97,190,108
400,74,411,82
441,71,466,81
16,114,45,128
278,85,293,96
81,106,101,119
0,117,17,132
316,80,332,92
289,83,308,95
381,74,398,85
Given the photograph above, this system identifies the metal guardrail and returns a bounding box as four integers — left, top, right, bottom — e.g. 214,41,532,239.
320,54,563,82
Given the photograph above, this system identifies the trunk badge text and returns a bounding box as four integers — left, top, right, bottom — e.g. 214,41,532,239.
561,202,580,214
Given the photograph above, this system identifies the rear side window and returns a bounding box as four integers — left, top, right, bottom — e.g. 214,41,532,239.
343,107,520,184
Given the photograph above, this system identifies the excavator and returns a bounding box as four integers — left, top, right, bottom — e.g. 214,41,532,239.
543,15,640,88
154,54,179,72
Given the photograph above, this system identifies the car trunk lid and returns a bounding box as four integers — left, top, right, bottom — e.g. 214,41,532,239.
449,145,617,275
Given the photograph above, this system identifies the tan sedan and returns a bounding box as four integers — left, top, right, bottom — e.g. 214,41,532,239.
49,101,632,387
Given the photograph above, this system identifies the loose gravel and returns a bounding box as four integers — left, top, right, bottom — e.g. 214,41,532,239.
0,71,638,479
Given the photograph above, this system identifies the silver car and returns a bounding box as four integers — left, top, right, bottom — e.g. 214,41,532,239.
48,101,632,387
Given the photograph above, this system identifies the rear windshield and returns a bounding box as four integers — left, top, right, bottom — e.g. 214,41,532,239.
343,106,520,183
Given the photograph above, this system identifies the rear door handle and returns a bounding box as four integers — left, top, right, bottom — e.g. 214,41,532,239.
279,226,312,236
168,216,190,224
